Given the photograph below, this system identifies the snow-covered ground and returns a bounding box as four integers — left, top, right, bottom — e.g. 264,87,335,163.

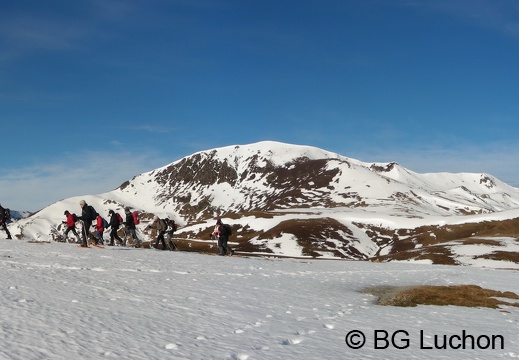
0,240,517,359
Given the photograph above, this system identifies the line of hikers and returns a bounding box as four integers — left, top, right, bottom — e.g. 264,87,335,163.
62,206,139,247
1,200,233,255
62,200,178,250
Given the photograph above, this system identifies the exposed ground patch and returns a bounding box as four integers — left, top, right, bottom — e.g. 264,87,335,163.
364,285,519,309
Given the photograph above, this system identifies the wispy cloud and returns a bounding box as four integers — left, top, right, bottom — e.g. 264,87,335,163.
89,0,141,22
127,125,174,134
0,149,169,212
0,16,88,52
406,0,519,38
0,0,146,60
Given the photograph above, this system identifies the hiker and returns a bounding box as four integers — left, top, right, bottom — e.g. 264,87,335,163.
0,204,12,239
124,208,141,247
62,210,81,243
94,214,105,245
164,218,177,250
212,218,233,256
150,215,167,250
106,210,124,246
77,200,95,247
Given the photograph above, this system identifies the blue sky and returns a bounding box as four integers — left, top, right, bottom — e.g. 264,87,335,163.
1,0,519,212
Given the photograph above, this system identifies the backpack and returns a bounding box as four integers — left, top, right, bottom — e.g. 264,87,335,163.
72,213,79,222
132,211,140,225
102,217,109,228
116,213,123,224
88,205,97,221
164,218,177,232
221,224,232,236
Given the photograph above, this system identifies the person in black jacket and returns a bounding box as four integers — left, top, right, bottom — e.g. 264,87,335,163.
77,200,94,247
212,218,233,256
0,204,12,239
105,210,124,246
123,208,141,247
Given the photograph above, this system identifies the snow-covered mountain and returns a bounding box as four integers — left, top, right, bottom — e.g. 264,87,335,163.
9,209,32,220
8,141,519,264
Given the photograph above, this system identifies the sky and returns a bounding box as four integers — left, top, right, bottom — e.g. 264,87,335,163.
2,0,519,212
0,239,518,359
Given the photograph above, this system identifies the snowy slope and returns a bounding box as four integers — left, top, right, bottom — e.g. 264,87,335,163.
0,240,517,359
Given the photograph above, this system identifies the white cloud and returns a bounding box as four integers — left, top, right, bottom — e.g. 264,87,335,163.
0,149,169,212
0,16,88,52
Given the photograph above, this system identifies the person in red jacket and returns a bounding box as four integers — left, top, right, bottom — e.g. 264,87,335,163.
94,215,105,245
62,210,81,243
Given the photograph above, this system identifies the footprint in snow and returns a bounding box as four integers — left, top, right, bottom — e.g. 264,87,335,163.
165,343,179,350
294,329,313,336
281,337,303,345
230,353,250,360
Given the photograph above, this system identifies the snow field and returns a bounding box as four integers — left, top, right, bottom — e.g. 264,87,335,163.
0,240,517,359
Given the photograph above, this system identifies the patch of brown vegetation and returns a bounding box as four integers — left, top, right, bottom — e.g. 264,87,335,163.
373,245,458,265
258,217,358,258
374,218,519,264
414,218,519,247
365,285,519,308
474,251,519,264
459,238,503,246
388,238,416,253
